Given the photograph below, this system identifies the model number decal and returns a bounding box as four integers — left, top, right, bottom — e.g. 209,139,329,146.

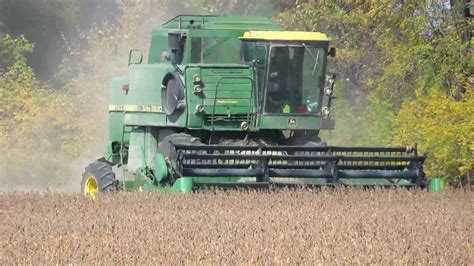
109,105,163,113
216,99,239,105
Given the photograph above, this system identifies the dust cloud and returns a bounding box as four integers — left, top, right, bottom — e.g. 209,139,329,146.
0,1,165,193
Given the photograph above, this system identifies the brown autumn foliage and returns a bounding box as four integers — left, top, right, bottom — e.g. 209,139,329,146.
1,189,472,264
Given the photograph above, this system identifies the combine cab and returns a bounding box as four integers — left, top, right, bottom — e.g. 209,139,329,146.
81,15,426,196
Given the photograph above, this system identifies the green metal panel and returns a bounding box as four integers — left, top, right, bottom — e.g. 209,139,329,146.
185,67,203,128
148,29,169,63
185,65,253,130
124,113,167,127
109,64,187,128
108,77,129,143
429,178,447,192
127,64,170,105
154,154,168,183
172,177,193,192
201,70,253,115
259,114,324,130
127,127,158,172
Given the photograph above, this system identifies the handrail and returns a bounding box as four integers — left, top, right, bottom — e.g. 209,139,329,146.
211,76,254,131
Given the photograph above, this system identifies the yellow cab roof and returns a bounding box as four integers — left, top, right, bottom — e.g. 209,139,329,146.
240,31,330,42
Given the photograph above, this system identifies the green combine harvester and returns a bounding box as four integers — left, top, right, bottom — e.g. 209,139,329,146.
81,15,426,196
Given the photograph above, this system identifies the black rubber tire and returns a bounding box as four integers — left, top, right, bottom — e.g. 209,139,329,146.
81,161,117,196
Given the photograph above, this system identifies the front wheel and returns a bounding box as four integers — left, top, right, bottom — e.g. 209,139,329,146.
81,161,117,198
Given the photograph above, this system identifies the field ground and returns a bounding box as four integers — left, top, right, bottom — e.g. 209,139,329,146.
1,189,472,264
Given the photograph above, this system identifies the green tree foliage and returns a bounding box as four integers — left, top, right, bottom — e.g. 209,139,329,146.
0,35,35,126
393,89,473,181
0,34,33,68
280,0,473,183
0,34,82,189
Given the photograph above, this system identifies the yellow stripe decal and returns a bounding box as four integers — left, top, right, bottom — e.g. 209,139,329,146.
240,31,330,41
109,105,163,113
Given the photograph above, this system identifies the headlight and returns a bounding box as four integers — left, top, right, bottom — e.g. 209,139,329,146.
326,75,335,85
194,85,202,94
324,87,332,96
195,104,204,113
193,74,201,83
321,107,330,117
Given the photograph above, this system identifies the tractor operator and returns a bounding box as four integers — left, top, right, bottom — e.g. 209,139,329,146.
266,47,289,113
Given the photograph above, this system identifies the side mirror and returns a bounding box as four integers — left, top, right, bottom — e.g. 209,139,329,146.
128,49,143,65
328,47,336,57
160,51,172,62
168,32,186,64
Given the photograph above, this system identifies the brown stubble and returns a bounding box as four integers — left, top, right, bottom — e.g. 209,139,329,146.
1,189,472,264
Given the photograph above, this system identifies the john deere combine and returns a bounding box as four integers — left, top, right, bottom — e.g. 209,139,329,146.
81,15,426,196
